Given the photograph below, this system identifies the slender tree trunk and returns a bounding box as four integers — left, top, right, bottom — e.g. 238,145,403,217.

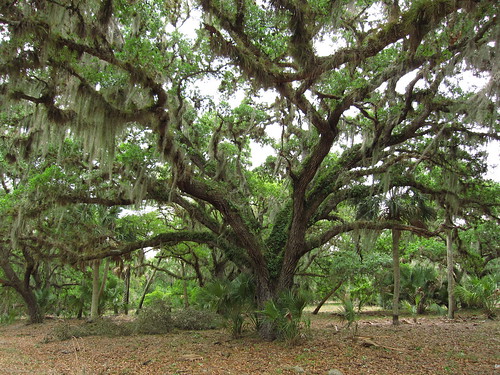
312,281,343,315
446,227,455,319
181,262,190,309
90,259,101,320
392,229,401,325
122,266,131,315
97,259,110,315
192,256,205,287
136,258,161,313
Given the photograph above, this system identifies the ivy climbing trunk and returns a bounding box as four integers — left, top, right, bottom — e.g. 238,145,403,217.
392,228,401,325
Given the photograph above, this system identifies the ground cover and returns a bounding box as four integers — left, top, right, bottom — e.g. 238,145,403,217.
0,311,498,375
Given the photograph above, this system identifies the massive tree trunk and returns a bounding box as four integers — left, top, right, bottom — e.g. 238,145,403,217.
20,287,44,324
255,274,276,341
0,251,43,324
392,228,401,325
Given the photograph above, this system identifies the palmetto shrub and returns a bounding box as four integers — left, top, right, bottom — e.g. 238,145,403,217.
456,274,499,318
199,273,255,337
261,289,311,345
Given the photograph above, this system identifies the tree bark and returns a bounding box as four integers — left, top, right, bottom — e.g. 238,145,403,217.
312,281,343,315
97,259,110,315
392,228,401,325
0,253,43,324
122,266,131,315
181,261,189,309
255,273,276,340
446,227,455,319
20,287,44,324
90,259,101,320
136,258,161,312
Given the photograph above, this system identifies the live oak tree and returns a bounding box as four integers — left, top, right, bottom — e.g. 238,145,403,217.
0,127,64,324
1,0,498,336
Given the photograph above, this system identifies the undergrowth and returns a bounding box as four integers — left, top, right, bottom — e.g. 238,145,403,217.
46,305,222,342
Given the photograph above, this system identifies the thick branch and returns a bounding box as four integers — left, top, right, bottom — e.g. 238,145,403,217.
306,220,440,254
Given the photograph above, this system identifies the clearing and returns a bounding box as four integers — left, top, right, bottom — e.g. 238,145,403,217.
0,311,498,375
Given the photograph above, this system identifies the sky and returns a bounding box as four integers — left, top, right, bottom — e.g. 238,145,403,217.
174,10,499,182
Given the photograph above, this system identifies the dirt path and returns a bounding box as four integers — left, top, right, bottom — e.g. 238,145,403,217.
0,313,498,375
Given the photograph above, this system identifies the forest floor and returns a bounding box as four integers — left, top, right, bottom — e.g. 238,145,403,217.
0,309,498,375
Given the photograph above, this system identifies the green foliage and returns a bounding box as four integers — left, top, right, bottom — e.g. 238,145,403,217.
456,220,500,277
349,278,379,309
0,286,21,325
163,280,201,309
376,261,445,311
402,294,422,322
199,273,255,337
1,0,498,341
34,288,57,316
261,290,311,345
100,273,124,314
340,294,358,334
429,302,448,316
0,311,18,325
143,288,170,308
456,275,499,318
308,243,391,307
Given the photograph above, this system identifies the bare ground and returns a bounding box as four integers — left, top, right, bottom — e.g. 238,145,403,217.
0,312,498,375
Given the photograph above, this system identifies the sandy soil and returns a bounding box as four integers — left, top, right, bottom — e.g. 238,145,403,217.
0,312,498,375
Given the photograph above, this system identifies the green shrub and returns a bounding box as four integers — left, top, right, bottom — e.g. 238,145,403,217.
0,311,18,325
456,274,499,318
199,273,255,337
262,289,311,345
143,288,170,307
429,302,447,316
402,295,421,323
340,295,358,330
172,308,222,330
134,299,173,334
